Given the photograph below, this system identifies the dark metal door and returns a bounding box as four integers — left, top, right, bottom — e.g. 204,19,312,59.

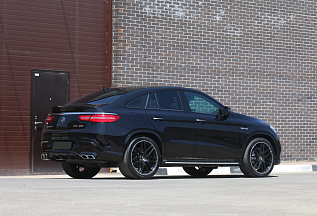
30,69,70,173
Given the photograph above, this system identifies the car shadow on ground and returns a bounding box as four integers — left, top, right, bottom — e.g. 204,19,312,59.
47,174,278,180
153,174,278,180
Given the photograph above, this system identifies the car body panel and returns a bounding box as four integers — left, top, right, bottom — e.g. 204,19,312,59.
190,113,241,160
146,109,196,158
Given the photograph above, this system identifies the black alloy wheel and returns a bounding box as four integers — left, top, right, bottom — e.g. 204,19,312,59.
61,161,101,179
183,167,214,177
240,138,274,177
119,136,160,179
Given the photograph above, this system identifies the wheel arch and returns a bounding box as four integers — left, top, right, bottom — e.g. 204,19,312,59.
124,130,163,155
242,132,279,164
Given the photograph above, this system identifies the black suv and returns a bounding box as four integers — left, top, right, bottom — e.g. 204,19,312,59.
41,86,281,179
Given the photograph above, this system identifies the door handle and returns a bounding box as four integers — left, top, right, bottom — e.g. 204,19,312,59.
34,121,43,125
196,119,206,123
153,117,164,121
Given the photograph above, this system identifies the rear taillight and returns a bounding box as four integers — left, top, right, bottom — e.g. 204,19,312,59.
90,114,121,123
79,114,120,123
78,115,91,121
45,116,53,124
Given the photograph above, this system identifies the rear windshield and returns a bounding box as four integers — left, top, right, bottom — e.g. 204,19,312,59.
68,90,123,105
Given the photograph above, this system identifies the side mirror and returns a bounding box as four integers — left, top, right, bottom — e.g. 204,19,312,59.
224,106,232,116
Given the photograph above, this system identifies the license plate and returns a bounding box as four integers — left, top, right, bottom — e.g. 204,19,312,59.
53,141,72,150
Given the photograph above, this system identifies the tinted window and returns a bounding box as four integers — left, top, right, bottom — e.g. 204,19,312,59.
156,91,182,111
125,94,148,109
147,93,159,109
185,92,221,115
68,90,123,105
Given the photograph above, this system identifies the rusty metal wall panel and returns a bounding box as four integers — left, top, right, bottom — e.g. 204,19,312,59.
104,0,112,87
0,0,112,175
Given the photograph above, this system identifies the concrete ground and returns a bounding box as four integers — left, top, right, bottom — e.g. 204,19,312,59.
1,171,317,216
157,161,317,176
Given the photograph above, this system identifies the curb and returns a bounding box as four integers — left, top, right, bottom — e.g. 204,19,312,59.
155,164,317,176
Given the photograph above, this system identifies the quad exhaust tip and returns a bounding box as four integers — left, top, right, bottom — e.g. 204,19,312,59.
80,154,96,160
41,153,95,160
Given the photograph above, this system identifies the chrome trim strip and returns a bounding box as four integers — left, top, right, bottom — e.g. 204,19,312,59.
153,117,164,121
164,162,239,165
50,112,118,116
196,119,206,122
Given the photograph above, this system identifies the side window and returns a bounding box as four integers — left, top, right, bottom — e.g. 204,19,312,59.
155,91,182,111
185,92,221,115
125,94,148,109
147,93,159,109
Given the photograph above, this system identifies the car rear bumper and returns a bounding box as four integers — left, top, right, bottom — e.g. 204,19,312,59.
41,149,123,166
41,130,124,165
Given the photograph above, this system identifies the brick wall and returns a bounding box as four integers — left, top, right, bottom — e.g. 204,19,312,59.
112,0,317,161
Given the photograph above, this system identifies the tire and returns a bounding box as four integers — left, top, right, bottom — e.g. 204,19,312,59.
61,161,101,179
240,138,275,177
119,136,160,179
183,167,213,177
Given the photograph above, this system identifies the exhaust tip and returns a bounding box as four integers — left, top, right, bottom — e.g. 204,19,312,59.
87,155,95,159
80,154,96,160
41,153,49,160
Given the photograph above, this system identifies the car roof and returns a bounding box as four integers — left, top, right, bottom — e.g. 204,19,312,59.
109,86,189,94
106,85,225,108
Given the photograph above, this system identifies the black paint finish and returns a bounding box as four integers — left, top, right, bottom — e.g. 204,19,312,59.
41,86,281,170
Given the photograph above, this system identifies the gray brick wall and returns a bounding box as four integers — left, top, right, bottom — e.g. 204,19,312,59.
112,0,317,161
